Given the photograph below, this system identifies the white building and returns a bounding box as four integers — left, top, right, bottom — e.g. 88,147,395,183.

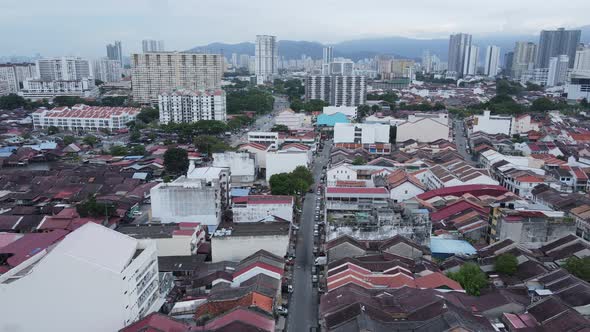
0,63,36,93
131,52,223,105
142,39,165,52
212,152,256,186
274,109,305,129
574,45,590,73
0,223,165,332
463,45,479,76
238,142,272,170
305,75,367,107
150,177,222,232
21,78,96,100
158,89,226,124
484,45,501,77
36,57,92,81
255,35,278,84
248,131,280,148
266,151,309,182
117,222,207,257
513,114,541,134
471,110,514,135
232,195,294,223
566,72,590,101
395,113,449,143
547,55,569,87
323,106,357,119
327,164,358,186
32,104,139,131
0,80,9,96
211,222,291,262
93,58,122,83
424,159,498,189
334,123,390,144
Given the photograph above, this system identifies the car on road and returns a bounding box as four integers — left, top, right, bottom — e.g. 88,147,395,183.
276,306,288,316
133,211,142,216
312,275,318,283
314,230,319,236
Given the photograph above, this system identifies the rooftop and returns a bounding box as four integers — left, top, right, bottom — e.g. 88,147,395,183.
213,222,291,238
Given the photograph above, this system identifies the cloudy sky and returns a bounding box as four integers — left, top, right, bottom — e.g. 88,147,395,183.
1,0,589,58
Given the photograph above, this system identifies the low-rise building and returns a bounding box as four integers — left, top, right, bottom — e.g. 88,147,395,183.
238,142,271,170
424,159,498,189
395,113,450,143
232,195,294,222
274,108,305,129
211,222,291,262
116,222,207,257
265,150,309,182
32,104,139,131
21,78,96,100
247,131,279,148
471,110,514,136
212,152,256,186
325,187,389,212
323,106,357,119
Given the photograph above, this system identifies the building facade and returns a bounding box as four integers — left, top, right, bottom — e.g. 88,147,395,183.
512,42,537,79
536,28,581,68
448,33,472,77
547,55,569,87
158,89,226,124
142,39,165,53
32,104,139,130
484,45,501,77
93,58,122,83
36,57,92,81
106,41,123,64
305,75,366,107
131,52,223,105
255,35,278,84
0,63,36,93
22,78,96,100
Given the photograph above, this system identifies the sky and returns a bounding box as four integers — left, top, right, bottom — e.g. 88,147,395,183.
1,0,589,58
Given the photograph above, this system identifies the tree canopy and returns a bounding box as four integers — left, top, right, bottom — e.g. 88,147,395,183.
0,94,27,110
161,120,229,143
271,124,290,133
269,166,314,195
447,263,488,296
495,253,518,275
136,107,159,123
564,256,590,282
226,88,274,114
163,148,189,175
83,135,99,147
352,156,366,165
193,136,233,155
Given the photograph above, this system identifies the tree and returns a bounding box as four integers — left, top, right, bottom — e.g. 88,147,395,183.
136,107,159,123
62,135,76,146
130,145,146,156
564,256,590,282
76,196,115,217
94,79,104,86
496,80,522,96
0,94,27,110
130,129,141,142
304,99,327,112
164,148,189,175
581,98,589,109
531,97,556,112
109,145,128,156
226,88,274,114
495,253,518,275
194,136,232,155
271,124,290,133
447,263,488,296
291,166,313,187
83,135,99,147
352,156,366,165
47,126,60,135
357,105,371,120
269,167,314,195
53,96,89,107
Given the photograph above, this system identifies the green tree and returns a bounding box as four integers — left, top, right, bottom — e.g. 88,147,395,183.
62,135,76,146
226,88,274,114
83,135,99,147
94,79,104,86
76,196,115,217
130,129,141,142
352,156,366,165
130,145,146,156
496,80,522,96
0,94,27,110
110,145,128,156
291,166,314,187
290,99,304,112
447,263,488,296
271,124,290,133
136,107,159,123
194,136,232,155
564,256,590,282
101,96,127,106
531,97,556,112
304,99,327,112
269,173,294,195
495,253,518,275
164,147,189,175
53,96,90,107
47,126,60,135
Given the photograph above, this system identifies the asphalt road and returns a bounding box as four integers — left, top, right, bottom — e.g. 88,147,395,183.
453,118,476,165
287,140,331,332
230,96,289,147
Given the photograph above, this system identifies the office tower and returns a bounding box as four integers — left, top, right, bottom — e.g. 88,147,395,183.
537,28,581,68
512,42,537,79
36,57,92,81
484,45,501,77
504,52,514,74
131,52,223,105
323,47,333,64
573,45,590,73
0,63,36,93
547,55,569,86
305,75,366,107
255,35,278,84
106,41,123,64
422,50,434,73
448,33,472,77
463,45,479,76
93,58,122,82
158,89,227,124
142,39,165,53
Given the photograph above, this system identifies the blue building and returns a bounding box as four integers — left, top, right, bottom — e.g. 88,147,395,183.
430,237,477,260
316,112,349,127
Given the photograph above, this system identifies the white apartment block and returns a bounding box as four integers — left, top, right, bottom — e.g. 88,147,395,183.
274,109,305,129
0,80,9,96
158,89,227,124
484,45,501,77
142,39,165,53
212,152,256,186
32,104,139,131
21,78,96,100
266,151,310,182
131,52,223,105
248,131,280,148
93,58,122,83
334,123,390,144
0,63,36,93
305,75,367,107
36,57,92,81
0,223,165,332
255,35,278,84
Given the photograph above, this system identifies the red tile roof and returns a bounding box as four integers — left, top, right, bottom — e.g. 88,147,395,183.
0,230,69,273
414,272,463,290
120,312,191,332
416,184,508,200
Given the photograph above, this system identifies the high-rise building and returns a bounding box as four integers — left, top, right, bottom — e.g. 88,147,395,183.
484,45,501,77
36,57,92,81
573,45,590,73
106,41,123,64
323,47,333,64
448,33,472,77
391,59,415,79
239,54,250,68
504,52,514,74
422,50,437,74
255,35,278,84
158,89,227,124
536,28,581,68
547,55,569,87
512,42,537,79
231,53,238,67
0,63,36,93
326,59,354,76
142,39,165,53
305,75,366,107
93,58,122,82
131,52,223,105
463,45,479,76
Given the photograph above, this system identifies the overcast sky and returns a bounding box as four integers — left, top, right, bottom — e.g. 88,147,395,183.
1,0,589,58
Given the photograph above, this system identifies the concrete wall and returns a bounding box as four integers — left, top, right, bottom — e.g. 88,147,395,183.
211,234,289,262
473,111,514,135
390,182,425,202
233,202,293,222
327,165,357,186
327,242,366,262
383,242,424,259
396,118,449,143
266,152,309,182
212,152,256,182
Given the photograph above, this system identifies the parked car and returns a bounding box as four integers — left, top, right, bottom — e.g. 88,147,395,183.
277,306,288,316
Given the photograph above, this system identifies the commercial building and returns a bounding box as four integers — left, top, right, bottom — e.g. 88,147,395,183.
255,35,278,84
424,159,498,189
305,75,366,107
232,195,294,223
158,88,226,124
36,57,92,81
536,28,581,68
0,223,165,332
265,150,310,182
448,33,472,77
32,104,139,131
131,52,223,105
93,58,122,83
274,108,305,129
395,113,450,142
574,45,590,73
247,131,279,147
212,152,256,186
20,78,96,100
142,39,165,53
512,42,537,79
211,222,291,262
324,59,354,76
547,55,569,87
0,63,35,93
334,123,390,145
323,46,334,65
484,45,501,77
566,72,590,101
325,187,390,212
106,40,123,64
471,110,514,135
323,106,357,119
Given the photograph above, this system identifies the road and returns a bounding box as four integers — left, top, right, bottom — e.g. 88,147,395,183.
453,118,476,165
230,95,289,147
287,140,331,332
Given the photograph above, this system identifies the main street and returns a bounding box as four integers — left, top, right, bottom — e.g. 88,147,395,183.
229,95,288,146
453,118,476,165
287,140,331,332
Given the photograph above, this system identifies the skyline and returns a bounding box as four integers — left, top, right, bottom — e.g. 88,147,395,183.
1,0,590,58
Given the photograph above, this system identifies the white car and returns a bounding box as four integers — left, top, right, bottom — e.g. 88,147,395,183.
314,230,319,236
133,211,142,216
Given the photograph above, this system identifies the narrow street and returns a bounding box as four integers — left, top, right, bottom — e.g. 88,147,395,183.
230,95,288,146
453,118,477,165
287,140,331,332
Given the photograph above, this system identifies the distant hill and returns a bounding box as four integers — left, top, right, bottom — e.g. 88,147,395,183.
188,25,590,61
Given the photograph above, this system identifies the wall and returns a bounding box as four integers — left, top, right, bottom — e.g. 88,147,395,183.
327,165,357,186
396,118,449,143
211,234,289,262
390,182,425,202
266,152,309,182
473,111,514,135
212,152,256,184
233,202,294,222
327,242,366,262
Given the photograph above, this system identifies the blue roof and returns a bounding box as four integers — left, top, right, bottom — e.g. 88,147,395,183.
430,238,476,255
132,172,148,180
231,188,250,197
23,142,57,151
124,156,144,160
0,146,18,154
316,112,350,127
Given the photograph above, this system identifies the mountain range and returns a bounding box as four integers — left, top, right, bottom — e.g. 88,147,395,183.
188,26,590,61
